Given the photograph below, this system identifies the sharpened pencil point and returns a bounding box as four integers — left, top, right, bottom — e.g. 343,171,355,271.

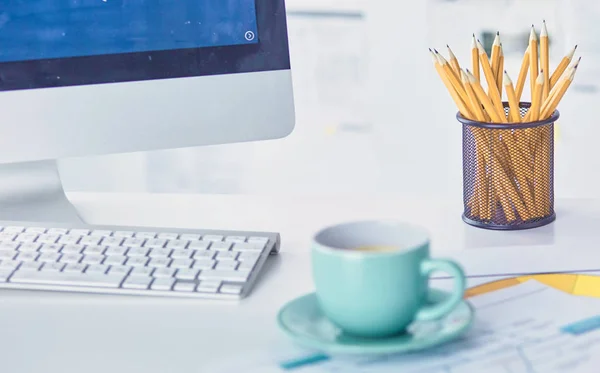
434,48,439,54
497,31,500,36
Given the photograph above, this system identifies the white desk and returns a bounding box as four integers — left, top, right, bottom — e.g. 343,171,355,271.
1,193,599,372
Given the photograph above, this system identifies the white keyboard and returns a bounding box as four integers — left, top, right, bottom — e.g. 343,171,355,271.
0,221,280,299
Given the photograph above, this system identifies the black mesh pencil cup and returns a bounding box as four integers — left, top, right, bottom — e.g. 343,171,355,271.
457,103,559,230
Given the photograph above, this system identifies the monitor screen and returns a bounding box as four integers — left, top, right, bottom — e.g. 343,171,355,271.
0,0,290,91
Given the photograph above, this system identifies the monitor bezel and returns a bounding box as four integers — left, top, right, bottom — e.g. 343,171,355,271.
0,0,291,92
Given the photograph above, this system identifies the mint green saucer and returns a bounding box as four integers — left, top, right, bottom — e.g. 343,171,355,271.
277,289,474,355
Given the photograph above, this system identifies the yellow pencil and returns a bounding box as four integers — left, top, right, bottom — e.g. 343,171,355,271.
447,45,461,77
466,69,503,123
435,49,471,107
476,40,506,121
529,25,539,100
489,32,501,95
550,45,577,88
515,46,530,103
430,49,474,119
503,71,521,123
545,57,580,109
496,44,504,94
540,20,550,101
541,65,578,119
529,71,545,122
471,34,480,81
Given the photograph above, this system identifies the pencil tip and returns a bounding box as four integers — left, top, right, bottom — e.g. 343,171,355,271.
428,47,432,52
497,31,500,35
446,44,449,48
575,44,578,49
434,48,438,54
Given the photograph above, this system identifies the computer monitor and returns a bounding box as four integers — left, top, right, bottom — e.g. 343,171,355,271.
0,0,295,164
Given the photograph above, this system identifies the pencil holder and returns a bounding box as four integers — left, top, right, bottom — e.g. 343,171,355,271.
457,103,559,230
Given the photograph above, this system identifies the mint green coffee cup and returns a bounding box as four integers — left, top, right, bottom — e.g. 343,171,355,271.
312,220,466,338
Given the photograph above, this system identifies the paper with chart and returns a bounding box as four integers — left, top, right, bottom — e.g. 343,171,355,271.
211,278,600,373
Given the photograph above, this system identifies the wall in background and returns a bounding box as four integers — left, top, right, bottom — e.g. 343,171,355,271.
59,0,600,200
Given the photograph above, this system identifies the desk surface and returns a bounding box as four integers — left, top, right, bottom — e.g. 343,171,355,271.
1,192,600,372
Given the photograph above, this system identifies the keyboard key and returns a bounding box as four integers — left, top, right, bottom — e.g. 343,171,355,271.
123,238,145,247
202,235,223,242
216,251,238,260
41,262,65,272
37,235,60,244
15,233,39,242
175,269,199,280
19,262,42,271
104,255,127,266
135,232,157,239
58,235,81,245
102,237,124,247
153,268,176,278
192,250,215,260
248,236,269,245
238,252,261,262
180,234,201,241
210,242,231,252
149,258,171,268
149,248,171,258
123,276,153,290
90,230,112,237
40,244,63,253
232,242,263,252
105,247,127,256
198,270,249,282
170,249,192,259
0,260,20,270
188,241,210,251
173,281,196,292
215,261,238,271
63,263,87,273
11,271,125,288
25,227,47,234
197,280,221,293
4,226,25,234
157,233,179,240
220,284,243,295
238,260,258,271
192,259,215,270
166,240,188,249
38,252,61,263
170,259,193,269
86,264,109,274
0,251,16,260
83,246,105,255
47,228,68,235
0,242,19,251
81,255,104,265
108,266,132,276
0,269,14,281
126,257,149,267
225,236,246,243
60,254,83,264
145,239,167,249
113,231,134,238
18,243,41,252
127,247,149,257
0,233,17,241
151,278,175,291
16,252,39,262
131,267,154,276
61,244,84,254
80,236,102,246
69,229,90,236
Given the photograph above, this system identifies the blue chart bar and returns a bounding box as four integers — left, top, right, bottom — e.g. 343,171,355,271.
561,315,600,335
279,353,330,370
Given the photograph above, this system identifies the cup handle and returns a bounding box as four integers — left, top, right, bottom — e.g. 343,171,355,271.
415,259,466,321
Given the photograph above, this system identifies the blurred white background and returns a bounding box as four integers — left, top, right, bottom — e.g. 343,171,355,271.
58,0,600,200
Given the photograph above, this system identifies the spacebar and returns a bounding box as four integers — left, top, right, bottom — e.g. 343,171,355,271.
11,271,126,288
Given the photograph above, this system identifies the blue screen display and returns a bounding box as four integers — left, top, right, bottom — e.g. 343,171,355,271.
0,0,259,63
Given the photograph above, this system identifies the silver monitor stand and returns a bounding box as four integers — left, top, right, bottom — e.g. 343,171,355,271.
0,160,83,223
